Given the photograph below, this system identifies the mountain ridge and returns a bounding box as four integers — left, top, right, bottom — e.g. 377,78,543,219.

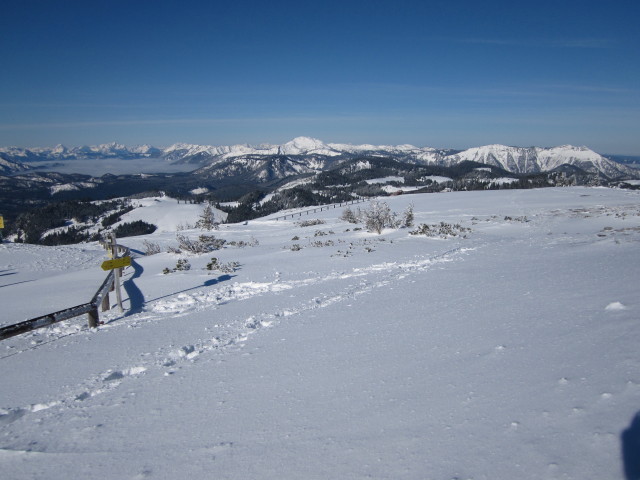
1,137,638,179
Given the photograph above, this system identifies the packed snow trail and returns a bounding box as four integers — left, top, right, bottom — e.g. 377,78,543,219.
1,187,640,479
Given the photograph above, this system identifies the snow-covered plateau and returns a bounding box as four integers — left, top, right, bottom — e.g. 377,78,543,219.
1,187,640,479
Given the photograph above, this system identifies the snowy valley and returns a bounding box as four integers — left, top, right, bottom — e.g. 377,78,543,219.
1,186,639,479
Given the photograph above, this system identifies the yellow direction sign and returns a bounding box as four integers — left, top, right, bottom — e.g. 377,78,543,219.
101,256,131,271
0,215,4,229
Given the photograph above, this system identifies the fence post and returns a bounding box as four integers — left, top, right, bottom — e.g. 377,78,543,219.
101,292,110,311
88,306,99,328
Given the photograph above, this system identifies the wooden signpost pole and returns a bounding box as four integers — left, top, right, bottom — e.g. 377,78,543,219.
111,232,124,313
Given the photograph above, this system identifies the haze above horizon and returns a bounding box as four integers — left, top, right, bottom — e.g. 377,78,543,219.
1,0,639,155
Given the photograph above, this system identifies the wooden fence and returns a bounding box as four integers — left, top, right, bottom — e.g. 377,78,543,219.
0,238,129,341
270,198,367,221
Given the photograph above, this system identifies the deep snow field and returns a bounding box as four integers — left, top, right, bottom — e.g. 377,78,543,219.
1,187,639,479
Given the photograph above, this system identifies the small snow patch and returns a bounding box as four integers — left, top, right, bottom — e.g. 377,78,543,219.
125,366,147,376
30,401,60,412
605,302,627,311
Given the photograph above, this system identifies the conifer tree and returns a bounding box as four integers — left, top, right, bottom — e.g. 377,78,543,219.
196,203,219,230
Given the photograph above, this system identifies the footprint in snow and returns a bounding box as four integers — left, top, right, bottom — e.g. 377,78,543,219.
0,407,27,425
103,366,147,382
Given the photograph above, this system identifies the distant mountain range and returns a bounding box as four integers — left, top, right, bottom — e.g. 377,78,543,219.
1,137,638,180
0,155,31,175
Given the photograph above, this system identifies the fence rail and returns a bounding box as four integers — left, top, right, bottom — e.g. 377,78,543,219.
0,240,129,341
270,198,368,221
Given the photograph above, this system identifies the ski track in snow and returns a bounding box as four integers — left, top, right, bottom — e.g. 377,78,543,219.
0,241,476,424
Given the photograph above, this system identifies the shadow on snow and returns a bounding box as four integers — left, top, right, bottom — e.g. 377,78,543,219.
120,257,235,318
622,411,640,480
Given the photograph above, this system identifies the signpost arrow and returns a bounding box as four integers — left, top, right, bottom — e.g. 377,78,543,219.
101,256,132,271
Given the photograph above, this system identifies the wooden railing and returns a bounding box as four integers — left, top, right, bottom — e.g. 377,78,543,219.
0,238,130,341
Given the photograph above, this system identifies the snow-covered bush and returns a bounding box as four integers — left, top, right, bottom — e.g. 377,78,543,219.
310,240,335,247
503,216,529,223
226,236,259,248
175,258,191,271
164,258,191,274
402,203,415,228
340,201,408,234
409,222,471,238
361,200,398,234
175,233,226,254
340,206,359,224
314,230,334,237
206,257,240,273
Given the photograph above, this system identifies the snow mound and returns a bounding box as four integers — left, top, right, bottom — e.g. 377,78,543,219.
605,301,627,311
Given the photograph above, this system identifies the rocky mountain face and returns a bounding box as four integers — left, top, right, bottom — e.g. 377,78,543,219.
443,144,637,178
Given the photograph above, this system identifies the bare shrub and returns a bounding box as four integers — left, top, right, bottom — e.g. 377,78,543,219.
296,219,326,227
142,240,161,256
362,200,397,234
340,206,359,224
341,201,405,234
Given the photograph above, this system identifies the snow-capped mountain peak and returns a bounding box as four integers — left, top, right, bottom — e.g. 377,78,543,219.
445,144,637,178
281,136,329,153
1,138,638,180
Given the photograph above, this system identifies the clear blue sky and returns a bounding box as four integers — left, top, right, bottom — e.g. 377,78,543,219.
1,0,639,154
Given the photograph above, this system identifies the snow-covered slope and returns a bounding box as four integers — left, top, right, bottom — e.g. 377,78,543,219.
444,145,540,173
0,154,30,175
1,187,639,479
448,144,637,178
536,145,635,178
116,195,228,232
